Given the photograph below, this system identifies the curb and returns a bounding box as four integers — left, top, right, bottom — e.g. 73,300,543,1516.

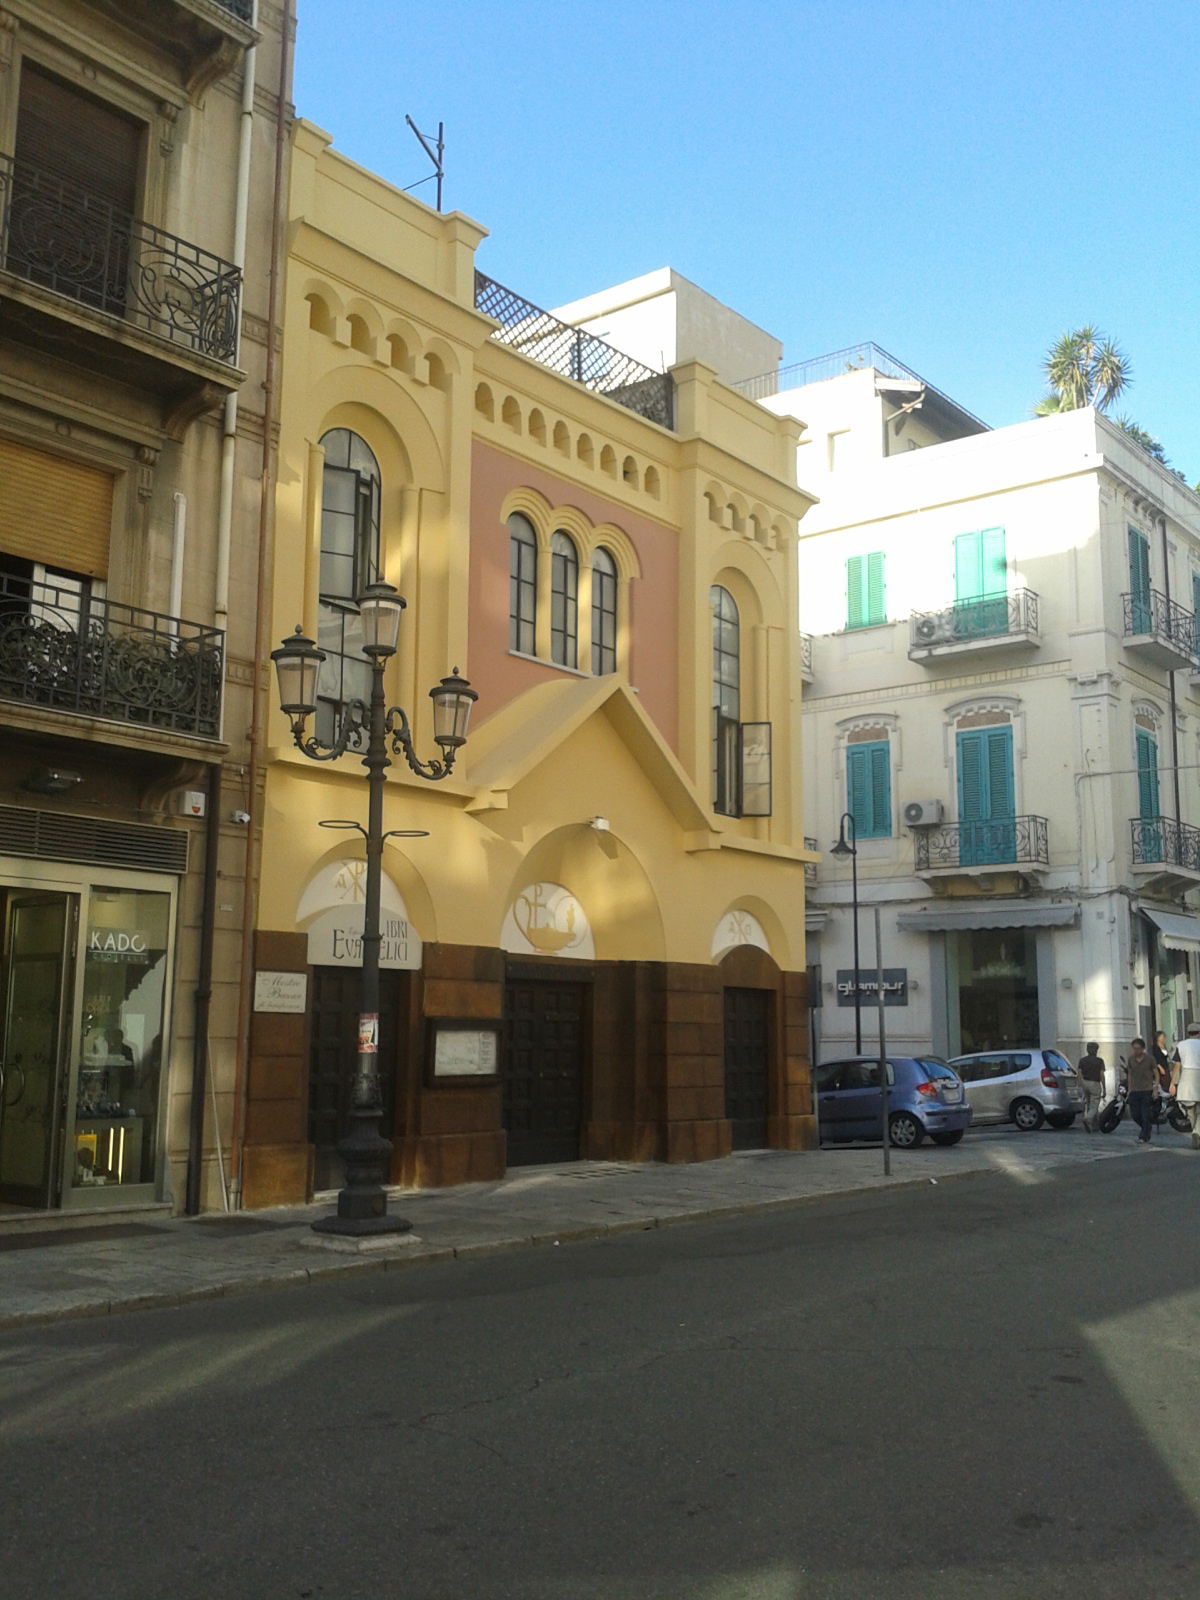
0,1163,996,1333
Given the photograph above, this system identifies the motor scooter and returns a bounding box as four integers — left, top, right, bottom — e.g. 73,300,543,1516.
1099,1057,1193,1134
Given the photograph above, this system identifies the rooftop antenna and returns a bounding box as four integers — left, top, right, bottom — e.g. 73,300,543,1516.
404,115,444,212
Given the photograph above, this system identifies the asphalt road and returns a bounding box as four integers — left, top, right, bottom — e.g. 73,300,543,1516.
3,1152,1198,1600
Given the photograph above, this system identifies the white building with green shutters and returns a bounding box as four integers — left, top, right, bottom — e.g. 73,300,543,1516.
746,348,1200,1081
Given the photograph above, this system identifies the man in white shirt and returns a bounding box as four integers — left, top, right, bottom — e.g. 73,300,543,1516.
1170,1023,1200,1150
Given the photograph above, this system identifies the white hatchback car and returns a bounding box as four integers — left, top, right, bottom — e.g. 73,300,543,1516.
948,1048,1085,1132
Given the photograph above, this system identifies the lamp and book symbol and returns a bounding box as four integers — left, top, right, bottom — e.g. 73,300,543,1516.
513,883,588,955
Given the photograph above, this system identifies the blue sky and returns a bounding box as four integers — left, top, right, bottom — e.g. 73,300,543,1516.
294,1,1198,478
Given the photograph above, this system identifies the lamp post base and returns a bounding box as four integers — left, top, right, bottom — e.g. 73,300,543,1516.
311,1210,414,1239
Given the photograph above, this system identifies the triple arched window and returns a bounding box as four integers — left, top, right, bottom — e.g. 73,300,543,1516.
317,427,380,744
507,512,620,677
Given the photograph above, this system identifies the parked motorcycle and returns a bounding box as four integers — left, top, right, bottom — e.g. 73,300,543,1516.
1099,1057,1193,1134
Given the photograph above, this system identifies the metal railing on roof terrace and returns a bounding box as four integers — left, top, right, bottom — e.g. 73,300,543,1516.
734,344,922,401
733,342,989,431
474,271,674,430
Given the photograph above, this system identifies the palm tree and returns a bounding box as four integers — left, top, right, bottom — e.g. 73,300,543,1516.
1034,326,1131,415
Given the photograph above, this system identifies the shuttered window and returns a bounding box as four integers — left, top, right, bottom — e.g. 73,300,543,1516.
847,739,891,838
15,65,141,213
1136,729,1160,820
954,527,1007,602
956,727,1015,822
847,552,885,629
0,437,113,578
1128,527,1152,633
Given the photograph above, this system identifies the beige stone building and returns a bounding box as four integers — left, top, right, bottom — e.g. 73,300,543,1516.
0,0,291,1214
752,348,1200,1089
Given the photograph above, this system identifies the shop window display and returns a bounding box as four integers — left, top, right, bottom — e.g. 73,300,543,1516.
75,888,170,1191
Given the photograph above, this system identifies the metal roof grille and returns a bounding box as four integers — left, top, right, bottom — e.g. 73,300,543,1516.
0,806,189,875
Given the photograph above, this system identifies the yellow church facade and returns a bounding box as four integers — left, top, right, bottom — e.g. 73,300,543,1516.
240,121,816,1205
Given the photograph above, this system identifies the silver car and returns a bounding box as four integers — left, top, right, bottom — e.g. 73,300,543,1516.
948,1048,1085,1132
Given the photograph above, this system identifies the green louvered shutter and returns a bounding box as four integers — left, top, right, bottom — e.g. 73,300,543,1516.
846,555,864,629
1128,527,1151,633
957,730,984,866
866,551,885,624
985,726,1015,818
1136,729,1160,820
869,742,891,835
980,529,1007,597
1193,571,1200,643
847,744,869,834
955,531,982,603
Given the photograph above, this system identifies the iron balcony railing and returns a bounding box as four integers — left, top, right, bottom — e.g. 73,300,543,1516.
0,573,223,738
1121,589,1197,659
474,271,674,430
804,836,818,887
800,632,813,674
0,152,241,366
212,0,255,19
1130,816,1200,874
914,815,1049,872
910,589,1039,651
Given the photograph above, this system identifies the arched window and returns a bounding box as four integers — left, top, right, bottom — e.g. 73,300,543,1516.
508,513,536,655
592,547,617,675
550,531,578,668
316,428,380,745
711,585,740,813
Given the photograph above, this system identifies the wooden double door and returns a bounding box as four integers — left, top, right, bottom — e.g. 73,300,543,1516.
724,986,769,1150
503,977,586,1167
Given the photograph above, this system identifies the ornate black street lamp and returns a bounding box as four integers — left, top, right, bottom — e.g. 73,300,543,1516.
830,811,861,1053
272,582,476,1237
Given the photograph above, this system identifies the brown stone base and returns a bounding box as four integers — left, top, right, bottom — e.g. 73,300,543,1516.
768,1114,819,1151
241,1143,312,1209
582,1121,659,1163
394,1131,506,1188
662,1118,732,1164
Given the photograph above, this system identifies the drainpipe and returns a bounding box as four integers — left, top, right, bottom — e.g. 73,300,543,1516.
230,0,292,1207
1162,518,1183,832
168,491,186,636
214,0,259,643
186,762,222,1215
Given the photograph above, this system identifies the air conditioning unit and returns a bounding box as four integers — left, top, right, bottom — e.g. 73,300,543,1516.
915,611,966,643
903,799,945,828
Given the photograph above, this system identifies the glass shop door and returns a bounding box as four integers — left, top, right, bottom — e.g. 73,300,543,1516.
0,892,77,1209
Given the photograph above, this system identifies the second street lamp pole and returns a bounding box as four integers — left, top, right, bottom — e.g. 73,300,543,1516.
271,583,477,1238
831,811,861,1053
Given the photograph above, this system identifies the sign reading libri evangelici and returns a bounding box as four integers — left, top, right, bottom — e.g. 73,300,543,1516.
306,905,422,969
835,968,908,1006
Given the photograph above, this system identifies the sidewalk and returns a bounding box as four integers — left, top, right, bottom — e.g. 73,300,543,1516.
0,1123,1187,1330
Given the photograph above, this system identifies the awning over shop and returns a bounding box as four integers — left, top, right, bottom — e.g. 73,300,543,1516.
1139,906,1200,953
896,901,1079,933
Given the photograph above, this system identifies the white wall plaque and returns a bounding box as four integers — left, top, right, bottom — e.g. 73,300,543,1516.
432,1026,500,1078
306,905,422,970
254,971,308,1013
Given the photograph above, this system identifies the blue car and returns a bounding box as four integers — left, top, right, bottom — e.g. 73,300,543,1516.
815,1055,972,1148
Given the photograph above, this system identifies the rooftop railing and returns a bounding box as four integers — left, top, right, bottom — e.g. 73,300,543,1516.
914,815,1049,872
732,341,988,430
474,271,674,430
0,573,224,739
0,153,241,366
